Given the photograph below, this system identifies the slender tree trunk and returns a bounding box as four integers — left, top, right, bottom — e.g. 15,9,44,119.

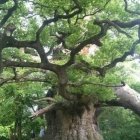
17,119,22,140
14,117,22,140
9,128,16,140
45,102,103,140
14,95,23,140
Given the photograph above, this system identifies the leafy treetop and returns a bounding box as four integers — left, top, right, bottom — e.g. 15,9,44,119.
0,0,140,102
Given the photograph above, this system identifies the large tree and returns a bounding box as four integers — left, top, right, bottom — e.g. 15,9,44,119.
0,0,140,140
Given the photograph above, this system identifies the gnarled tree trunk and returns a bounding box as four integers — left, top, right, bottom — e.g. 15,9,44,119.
45,102,103,140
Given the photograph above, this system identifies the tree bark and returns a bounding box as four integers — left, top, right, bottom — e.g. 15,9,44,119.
115,84,140,115
45,102,103,140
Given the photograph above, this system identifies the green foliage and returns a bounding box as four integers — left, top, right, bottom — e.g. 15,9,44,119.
99,108,140,140
131,82,140,93
0,126,9,139
0,82,45,138
2,48,30,62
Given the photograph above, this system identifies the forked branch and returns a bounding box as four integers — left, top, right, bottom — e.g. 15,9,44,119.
124,0,140,15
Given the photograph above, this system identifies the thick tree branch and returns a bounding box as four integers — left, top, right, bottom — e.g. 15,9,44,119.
35,0,82,41
102,39,140,74
64,18,140,69
5,38,48,64
29,103,56,118
0,78,52,86
29,100,77,118
114,85,140,116
64,23,109,67
99,19,131,38
124,0,140,15
0,0,18,28
96,85,140,116
99,19,140,28
34,97,56,103
3,61,44,68
71,28,140,76
0,0,8,5
0,36,62,73
0,70,52,86
68,81,125,88
0,77,14,86
2,60,58,73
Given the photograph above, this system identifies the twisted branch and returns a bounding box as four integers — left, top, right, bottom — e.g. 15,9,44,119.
124,0,140,15
0,0,18,28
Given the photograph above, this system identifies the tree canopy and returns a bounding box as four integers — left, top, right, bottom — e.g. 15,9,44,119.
0,0,140,100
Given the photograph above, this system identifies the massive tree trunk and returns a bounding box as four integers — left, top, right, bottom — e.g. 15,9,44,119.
45,102,103,140
31,84,140,140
